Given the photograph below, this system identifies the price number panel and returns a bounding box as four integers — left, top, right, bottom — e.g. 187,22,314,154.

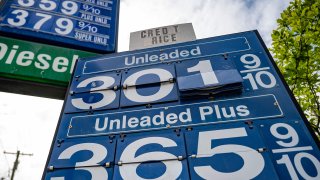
113,130,189,179
259,120,320,179
120,64,178,107
45,136,116,180
65,71,121,112
186,122,279,179
176,56,243,97
0,0,119,52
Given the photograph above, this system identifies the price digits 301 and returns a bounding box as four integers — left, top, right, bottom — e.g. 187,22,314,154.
7,0,78,35
71,60,219,110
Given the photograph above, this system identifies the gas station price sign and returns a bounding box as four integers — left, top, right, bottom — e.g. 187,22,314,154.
0,0,119,53
43,31,320,179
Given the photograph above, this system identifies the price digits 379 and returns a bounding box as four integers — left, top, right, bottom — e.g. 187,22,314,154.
7,0,79,35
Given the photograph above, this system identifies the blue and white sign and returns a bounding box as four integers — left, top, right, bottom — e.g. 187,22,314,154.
0,0,119,53
113,130,189,179
176,56,243,96
257,120,320,179
120,63,178,107
43,30,320,179
66,94,282,137
46,136,116,179
185,122,279,179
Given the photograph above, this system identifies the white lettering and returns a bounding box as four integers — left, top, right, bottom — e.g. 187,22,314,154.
179,108,192,122
5,45,19,64
95,117,108,131
16,51,34,66
124,46,201,66
35,54,51,70
0,42,8,60
236,105,250,116
199,106,213,120
53,57,68,72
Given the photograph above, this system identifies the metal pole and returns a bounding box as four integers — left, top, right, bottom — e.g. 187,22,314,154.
3,151,33,180
10,151,20,180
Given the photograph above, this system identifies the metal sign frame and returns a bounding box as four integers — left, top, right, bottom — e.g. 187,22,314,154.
43,30,320,179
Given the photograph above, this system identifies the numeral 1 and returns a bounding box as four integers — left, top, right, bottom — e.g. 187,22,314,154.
187,60,219,85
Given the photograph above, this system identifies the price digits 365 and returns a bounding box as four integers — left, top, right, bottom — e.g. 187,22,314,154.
50,127,267,179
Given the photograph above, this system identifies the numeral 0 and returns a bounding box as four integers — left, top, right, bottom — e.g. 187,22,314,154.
123,68,174,103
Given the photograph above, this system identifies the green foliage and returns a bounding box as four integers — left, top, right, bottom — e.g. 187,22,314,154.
271,0,320,136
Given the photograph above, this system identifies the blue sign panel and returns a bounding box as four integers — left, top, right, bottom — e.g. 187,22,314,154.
120,64,178,107
65,71,121,113
80,37,250,73
70,71,121,93
176,56,243,96
67,94,282,137
257,120,320,179
0,0,119,53
43,31,320,179
45,167,114,180
185,122,279,179
46,136,116,179
113,130,189,179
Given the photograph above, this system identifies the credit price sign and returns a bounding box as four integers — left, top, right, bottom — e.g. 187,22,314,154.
0,0,119,53
43,31,320,179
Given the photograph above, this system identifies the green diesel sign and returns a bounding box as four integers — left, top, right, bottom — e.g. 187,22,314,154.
0,36,97,86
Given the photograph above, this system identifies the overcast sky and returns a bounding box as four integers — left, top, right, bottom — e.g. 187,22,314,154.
0,0,292,179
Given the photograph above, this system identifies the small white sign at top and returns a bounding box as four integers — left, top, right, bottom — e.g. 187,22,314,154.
129,23,196,50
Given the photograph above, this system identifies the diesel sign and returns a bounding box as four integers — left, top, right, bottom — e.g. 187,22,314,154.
0,36,97,99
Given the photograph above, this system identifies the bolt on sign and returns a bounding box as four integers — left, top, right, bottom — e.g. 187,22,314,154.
0,36,97,99
43,31,320,179
129,23,196,50
0,0,120,53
